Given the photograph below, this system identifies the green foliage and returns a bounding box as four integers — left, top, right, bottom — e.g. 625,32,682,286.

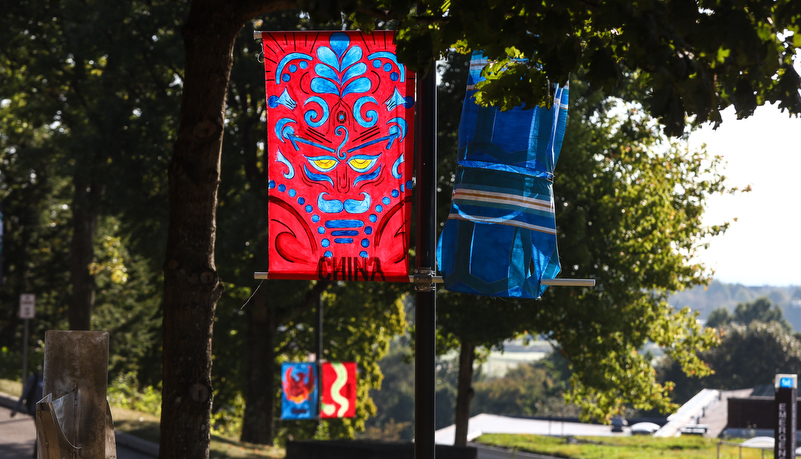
7,0,790,451
525,75,731,421
0,0,181,383
107,372,163,418
360,419,413,441
705,307,733,329
471,354,572,418
477,433,760,459
211,392,247,439
706,297,792,332
363,340,416,440
337,0,801,136
0,124,73,372
363,334,466,439
733,298,791,330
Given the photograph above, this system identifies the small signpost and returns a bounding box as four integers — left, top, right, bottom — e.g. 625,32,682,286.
20,293,35,319
775,373,797,459
19,294,35,382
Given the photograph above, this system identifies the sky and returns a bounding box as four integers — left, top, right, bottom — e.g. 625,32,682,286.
689,104,801,287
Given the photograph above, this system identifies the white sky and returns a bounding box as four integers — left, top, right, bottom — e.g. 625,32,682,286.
689,104,801,286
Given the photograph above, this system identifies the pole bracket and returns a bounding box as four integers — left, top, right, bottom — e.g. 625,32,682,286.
412,268,436,292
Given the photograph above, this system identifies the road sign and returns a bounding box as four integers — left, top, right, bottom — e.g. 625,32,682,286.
19,294,35,319
775,373,797,459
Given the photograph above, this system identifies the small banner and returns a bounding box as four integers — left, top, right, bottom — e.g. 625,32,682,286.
260,31,415,282
321,362,357,418
281,362,318,420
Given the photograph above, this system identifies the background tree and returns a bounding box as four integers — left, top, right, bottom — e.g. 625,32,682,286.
471,352,574,418
434,50,729,444
660,321,801,403
0,0,183,332
706,297,792,331
0,122,72,377
362,340,416,440
529,74,725,423
671,280,801,321
0,0,182,381
705,307,733,329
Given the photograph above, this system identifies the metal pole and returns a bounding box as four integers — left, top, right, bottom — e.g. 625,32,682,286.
414,67,437,459
21,318,29,382
317,293,323,421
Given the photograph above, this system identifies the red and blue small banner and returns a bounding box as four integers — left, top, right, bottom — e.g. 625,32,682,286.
281,362,318,420
320,362,357,418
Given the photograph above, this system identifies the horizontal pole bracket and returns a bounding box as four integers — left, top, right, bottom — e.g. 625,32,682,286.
411,268,436,292
255,272,594,287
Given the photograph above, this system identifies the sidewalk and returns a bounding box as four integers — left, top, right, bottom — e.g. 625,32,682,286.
0,390,159,458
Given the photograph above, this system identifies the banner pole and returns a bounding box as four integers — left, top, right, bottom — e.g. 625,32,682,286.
414,66,437,459
317,292,323,423
22,318,29,382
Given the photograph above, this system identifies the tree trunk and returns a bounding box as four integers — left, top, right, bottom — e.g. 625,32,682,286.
160,6,238,458
159,2,295,456
69,173,97,331
240,286,277,445
453,341,476,447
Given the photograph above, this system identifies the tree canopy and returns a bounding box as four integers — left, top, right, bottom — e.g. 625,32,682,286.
310,0,801,136
706,297,793,331
661,320,801,403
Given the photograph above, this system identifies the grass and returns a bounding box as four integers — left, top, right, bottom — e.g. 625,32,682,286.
1,378,284,458
477,433,770,459
0,378,23,396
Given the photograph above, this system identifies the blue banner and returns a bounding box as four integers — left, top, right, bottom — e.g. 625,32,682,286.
437,52,569,298
281,362,318,420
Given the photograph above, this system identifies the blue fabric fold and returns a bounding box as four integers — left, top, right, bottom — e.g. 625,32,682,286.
437,51,569,299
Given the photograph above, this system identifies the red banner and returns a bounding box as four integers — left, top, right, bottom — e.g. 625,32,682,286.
321,362,357,418
261,31,415,282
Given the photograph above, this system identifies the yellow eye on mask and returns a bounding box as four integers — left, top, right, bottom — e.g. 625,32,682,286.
314,159,337,170
306,156,339,172
348,155,379,172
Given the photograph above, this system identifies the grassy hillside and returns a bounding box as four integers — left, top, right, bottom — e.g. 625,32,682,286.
477,433,766,459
